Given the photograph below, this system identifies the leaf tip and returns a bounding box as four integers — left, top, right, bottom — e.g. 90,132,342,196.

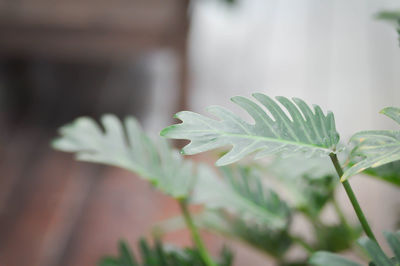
160,125,178,137
51,139,61,149
159,127,169,137
230,95,244,103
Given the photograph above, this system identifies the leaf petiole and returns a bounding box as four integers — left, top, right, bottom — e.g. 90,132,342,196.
329,153,378,243
179,199,217,266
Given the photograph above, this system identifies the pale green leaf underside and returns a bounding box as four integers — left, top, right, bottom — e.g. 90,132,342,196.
309,251,361,266
52,114,194,198
358,237,394,266
311,231,400,266
191,165,290,230
161,94,339,166
342,107,400,181
267,156,337,216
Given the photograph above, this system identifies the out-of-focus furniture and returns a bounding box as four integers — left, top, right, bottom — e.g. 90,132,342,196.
0,0,190,124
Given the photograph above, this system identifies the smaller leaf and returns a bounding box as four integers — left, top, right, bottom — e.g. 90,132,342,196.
53,115,195,199
309,251,361,266
343,107,400,181
382,107,400,124
361,160,400,187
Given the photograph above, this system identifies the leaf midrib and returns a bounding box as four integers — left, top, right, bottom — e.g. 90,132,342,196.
185,129,334,152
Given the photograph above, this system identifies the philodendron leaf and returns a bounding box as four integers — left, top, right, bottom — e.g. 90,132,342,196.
52,115,195,199
161,94,340,166
191,165,290,230
342,107,400,181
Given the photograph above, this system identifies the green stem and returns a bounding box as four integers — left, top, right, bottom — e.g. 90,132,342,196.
178,199,216,266
291,235,315,254
329,153,377,243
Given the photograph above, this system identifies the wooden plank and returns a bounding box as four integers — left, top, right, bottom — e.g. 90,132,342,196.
0,128,44,215
0,148,103,266
0,130,49,247
0,1,185,32
58,167,167,266
0,151,69,265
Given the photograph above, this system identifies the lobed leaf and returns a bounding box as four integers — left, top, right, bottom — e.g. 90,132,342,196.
161,94,340,166
343,107,400,181
53,115,195,199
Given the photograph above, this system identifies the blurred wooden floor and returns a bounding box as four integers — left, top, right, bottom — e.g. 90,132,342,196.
0,126,202,266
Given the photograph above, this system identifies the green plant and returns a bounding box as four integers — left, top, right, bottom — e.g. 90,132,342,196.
53,94,400,265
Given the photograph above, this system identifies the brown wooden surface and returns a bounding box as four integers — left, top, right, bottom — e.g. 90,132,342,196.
0,0,189,60
0,127,201,266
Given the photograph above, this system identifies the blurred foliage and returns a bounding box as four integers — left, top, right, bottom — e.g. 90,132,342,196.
376,10,400,46
222,0,236,4
200,210,292,259
310,231,400,266
99,239,233,266
313,223,361,253
267,156,337,218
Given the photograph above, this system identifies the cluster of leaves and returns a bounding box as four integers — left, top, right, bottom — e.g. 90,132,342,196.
100,239,233,266
161,94,400,264
54,94,400,265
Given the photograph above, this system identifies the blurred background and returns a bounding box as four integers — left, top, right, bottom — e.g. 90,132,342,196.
0,0,399,265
